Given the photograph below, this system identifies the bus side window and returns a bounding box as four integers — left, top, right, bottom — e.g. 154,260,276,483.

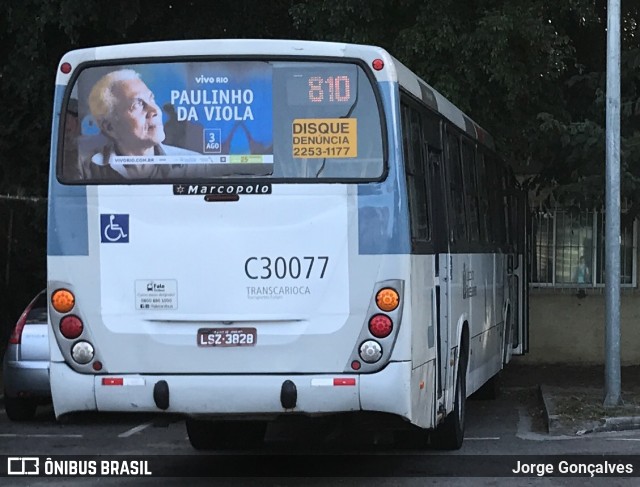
461,140,480,243
401,104,430,247
476,150,493,244
423,114,446,252
445,128,466,244
485,154,506,246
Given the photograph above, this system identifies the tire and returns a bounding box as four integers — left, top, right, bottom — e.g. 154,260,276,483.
186,418,267,451
4,395,38,421
431,353,467,450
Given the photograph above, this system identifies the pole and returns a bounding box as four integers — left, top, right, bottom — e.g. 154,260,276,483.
4,209,13,288
604,0,621,407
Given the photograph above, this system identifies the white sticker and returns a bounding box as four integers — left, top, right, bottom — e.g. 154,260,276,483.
135,280,178,310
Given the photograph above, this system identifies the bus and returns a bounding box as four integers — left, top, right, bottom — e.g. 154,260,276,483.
47,39,528,450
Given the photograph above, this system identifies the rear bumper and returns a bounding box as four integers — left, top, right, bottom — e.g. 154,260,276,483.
3,360,51,398
50,360,413,420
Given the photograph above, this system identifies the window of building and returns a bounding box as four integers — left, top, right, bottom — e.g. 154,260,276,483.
531,208,637,287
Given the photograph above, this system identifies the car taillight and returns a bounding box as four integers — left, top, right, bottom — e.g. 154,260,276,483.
60,315,83,339
9,295,41,345
368,314,393,338
8,312,29,345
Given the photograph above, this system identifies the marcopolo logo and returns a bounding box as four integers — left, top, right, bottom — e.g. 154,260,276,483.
173,184,272,196
7,457,39,475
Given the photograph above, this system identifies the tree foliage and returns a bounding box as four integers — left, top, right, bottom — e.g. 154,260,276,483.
0,0,638,204
0,0,299,195
0,0,638,347
291,0,640,208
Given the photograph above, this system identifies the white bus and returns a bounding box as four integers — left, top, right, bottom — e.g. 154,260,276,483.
48,39,528,450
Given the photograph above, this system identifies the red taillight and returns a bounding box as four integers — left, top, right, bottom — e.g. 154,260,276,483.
9,294,42,345
60,315,83,339
60,62,72,74
368,314,393,338
8,312,29,345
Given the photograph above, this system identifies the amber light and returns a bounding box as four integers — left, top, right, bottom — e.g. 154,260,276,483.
376,288,399,312
52,289,75,313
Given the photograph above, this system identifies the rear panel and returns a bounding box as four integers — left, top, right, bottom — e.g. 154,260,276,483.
48,43,410,380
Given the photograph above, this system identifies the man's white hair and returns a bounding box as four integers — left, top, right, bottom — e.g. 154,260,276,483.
88,69,141,124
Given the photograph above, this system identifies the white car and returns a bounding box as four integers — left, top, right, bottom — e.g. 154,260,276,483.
3,290,51,421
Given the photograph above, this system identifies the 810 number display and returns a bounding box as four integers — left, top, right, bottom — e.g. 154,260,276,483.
308,76,351,103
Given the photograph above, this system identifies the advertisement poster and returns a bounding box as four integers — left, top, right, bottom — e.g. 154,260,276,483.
63,62,274,181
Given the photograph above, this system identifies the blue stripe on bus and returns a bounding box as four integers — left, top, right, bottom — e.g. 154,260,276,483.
358,82,410,255
48,85,89,256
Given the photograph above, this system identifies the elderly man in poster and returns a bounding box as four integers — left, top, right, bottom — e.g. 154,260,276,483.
79,69,197,180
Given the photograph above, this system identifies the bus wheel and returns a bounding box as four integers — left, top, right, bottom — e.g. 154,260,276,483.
4,395,38,422
186,418,267,450
431,354,467,450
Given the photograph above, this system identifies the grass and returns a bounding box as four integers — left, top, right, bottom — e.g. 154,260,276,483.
547,388,640,433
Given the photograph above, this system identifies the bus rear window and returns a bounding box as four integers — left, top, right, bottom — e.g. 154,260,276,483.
59,60,385,183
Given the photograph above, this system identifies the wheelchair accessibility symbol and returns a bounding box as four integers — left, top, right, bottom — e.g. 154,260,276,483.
100,214,129,243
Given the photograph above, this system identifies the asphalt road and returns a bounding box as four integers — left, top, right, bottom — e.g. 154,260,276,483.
2,383,640,485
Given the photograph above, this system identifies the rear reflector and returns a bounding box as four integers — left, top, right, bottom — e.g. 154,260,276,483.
100,377,145,387
311,378,357,387
333,378,356,386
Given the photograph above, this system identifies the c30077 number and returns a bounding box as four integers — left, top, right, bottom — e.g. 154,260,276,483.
244,256,329,280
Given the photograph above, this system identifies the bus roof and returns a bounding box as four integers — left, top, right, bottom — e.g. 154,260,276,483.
391,56,495,149
57,39,494,149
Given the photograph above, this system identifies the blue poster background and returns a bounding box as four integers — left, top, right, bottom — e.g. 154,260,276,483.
77,61,273,156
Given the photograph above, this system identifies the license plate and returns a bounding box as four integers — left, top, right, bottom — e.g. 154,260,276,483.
197,328,257,347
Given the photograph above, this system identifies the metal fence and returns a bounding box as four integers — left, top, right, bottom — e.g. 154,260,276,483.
531,207,637,288
0,194,47,354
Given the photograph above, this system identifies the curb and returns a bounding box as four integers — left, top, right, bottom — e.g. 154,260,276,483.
539,384,640,435
591,416,640,434
539,384,561,433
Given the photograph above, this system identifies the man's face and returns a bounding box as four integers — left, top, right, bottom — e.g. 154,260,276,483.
104,77,165,155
